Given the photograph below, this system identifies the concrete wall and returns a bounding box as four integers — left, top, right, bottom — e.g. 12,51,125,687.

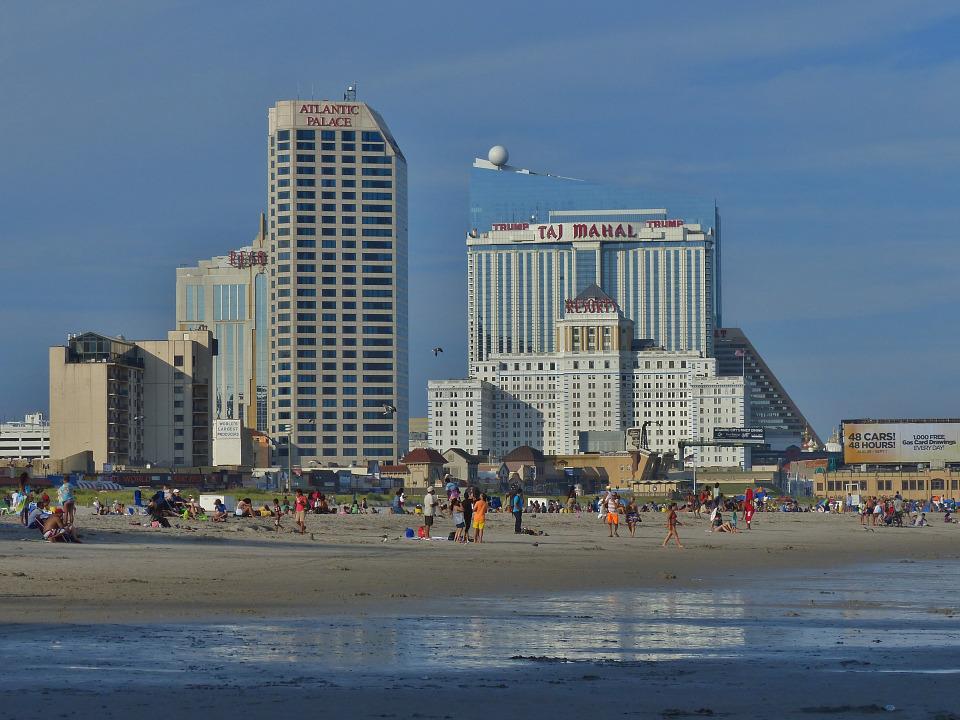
49,346,110,468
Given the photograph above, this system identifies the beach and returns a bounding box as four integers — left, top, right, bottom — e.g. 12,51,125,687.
1,508,957,623
2,510,960,720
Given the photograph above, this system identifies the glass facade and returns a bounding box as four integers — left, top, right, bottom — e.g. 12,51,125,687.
175,233,268,434
467,165,720,364
255,272,268,432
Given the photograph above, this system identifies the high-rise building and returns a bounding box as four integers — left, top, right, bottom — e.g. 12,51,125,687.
467,150,720,364
175,215,269,432
49,330,214,469
266,98,408,466
713,327,821,451
430,285,748,468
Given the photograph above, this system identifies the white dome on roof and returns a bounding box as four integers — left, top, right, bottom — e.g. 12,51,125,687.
488,145,509,167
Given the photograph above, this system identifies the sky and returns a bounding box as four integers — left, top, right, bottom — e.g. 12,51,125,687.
1,0,958,439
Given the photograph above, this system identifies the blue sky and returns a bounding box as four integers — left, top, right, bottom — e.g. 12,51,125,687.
1,0,958,438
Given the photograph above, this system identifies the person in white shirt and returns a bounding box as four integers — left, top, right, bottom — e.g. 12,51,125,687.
422,487,437,538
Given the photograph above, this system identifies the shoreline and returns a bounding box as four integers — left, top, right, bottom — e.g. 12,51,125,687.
2,510,958,625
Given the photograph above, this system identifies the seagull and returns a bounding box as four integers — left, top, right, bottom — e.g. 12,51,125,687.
382,403,398,416
432,347,443,356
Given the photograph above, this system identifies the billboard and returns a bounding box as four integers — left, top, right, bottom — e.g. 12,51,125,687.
842,420,960,465
212,419,243,467
713,427,765,443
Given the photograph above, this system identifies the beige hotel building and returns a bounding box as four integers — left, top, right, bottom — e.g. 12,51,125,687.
266,97,408,466
49,330,214,470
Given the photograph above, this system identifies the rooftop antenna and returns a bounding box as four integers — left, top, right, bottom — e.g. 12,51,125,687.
344,82,357,101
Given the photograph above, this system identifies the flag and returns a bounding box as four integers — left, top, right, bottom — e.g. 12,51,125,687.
734,349,746,357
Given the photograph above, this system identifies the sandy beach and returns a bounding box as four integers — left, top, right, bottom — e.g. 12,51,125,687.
3,509,960,719
2,508,958,624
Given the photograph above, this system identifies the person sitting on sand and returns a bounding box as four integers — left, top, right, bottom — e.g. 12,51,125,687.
26,502,51,530
235,498,253,518
212,498,228,522
170,489,187,512
43,509,81,542
712,514,740,534
147,500,171,528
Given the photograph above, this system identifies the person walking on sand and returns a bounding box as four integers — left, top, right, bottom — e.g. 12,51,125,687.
472,493,489,543
744,487,755,530
662,503,683,548
511,486,524,534
422,486,438,539
293,488,308,534
625,498,640,537
605,491,622,538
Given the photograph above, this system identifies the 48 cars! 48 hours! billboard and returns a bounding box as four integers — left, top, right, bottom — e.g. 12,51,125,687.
842,420,960,465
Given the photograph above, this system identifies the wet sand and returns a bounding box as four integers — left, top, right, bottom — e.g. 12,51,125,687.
1,508,958,623
2,554,960,720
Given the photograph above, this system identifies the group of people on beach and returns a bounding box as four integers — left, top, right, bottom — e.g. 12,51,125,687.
856,493,946,528
592,484,757,548
8,473,81,542
419,483,491,543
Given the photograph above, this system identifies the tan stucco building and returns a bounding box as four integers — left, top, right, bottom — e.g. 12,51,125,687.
49,330,214,471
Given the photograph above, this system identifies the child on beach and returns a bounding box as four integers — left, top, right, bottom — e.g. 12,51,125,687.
451,497,466,543
662,503,683,549
625,499,640,538
58,476,76,527
472,493,489,543
294,489,308,534
272,498,283,531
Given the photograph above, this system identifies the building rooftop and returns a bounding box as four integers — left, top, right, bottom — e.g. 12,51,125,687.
400,448,446,465
504,445,546,463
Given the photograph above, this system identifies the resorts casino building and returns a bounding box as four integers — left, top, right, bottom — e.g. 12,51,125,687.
467,148,722,364
429,148,816,463
266,98,408,466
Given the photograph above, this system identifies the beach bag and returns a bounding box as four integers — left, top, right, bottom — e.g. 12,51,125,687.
404,528,415,538
417,526,426,539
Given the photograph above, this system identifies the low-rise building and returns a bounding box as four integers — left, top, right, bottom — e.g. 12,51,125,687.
49,330,214,471
442,448,479,485
815,468,960,501
0,413,50,461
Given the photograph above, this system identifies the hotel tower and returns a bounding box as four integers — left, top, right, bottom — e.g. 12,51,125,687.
266,97,408,466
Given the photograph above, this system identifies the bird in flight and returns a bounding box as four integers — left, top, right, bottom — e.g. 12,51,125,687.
432,347,443,356
382,403,398,416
